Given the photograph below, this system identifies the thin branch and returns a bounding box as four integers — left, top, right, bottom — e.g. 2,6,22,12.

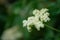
45,24,60,32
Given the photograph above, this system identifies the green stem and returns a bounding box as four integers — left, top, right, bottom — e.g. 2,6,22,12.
45,24,60,32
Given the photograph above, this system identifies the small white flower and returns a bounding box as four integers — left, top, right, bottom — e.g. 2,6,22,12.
27,16,35,26
40,12,50,22
22,8,50,32
27,26,31,32
39,8,48,14
27,16,39,24
43,17,50,22
34,21,44,31
28,16,35,21
23,20,27,27
33,9,40,16
45,12,50,16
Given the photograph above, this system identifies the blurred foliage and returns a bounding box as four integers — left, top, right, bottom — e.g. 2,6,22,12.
0,0,60,40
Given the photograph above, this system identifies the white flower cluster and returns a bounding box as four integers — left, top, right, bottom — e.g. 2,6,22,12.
23,8,50,32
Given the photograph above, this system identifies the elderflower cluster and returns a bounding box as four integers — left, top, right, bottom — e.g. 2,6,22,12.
23,8,50,32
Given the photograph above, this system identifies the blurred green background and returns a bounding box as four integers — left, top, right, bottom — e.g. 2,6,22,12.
0,0,60,40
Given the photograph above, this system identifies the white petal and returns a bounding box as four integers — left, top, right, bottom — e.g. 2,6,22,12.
27,26,31,32
45,12,50,16
33,9,40,15
23,20,27,27
34,21,44,31
39,8,48,14
28,16,34,21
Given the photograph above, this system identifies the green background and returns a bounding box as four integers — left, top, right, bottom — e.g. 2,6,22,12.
0,0,60,40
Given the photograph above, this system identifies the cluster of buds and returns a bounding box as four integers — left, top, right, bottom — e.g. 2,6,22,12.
23,8,50,32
